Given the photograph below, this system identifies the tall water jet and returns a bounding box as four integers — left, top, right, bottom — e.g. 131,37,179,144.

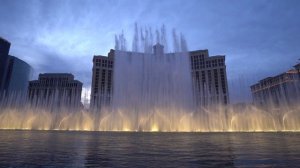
111,25,195,131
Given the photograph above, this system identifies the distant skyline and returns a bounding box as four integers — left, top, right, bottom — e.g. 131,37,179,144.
1,0,300,103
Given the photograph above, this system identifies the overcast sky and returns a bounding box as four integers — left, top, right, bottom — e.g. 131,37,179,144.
0,0,300,103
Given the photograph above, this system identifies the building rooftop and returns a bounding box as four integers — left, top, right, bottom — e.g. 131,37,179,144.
30,73,83,85
38,73,75,81
9,55,32,68
94,46,227,62
251,61,300,89
189,49,209,55
0,37,10,44
93,55,112,61
294,63,300,70
39,73,74,77
258,77,273,83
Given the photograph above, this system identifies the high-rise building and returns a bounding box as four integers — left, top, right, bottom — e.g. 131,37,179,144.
28,73,83,110
0,37,32,97
190,50,229,107
250,62,300,107
0,37,11,91
90,46,229,111
90,50,114,110
4,56,32,93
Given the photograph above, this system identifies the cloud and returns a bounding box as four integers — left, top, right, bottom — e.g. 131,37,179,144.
1,0,300,103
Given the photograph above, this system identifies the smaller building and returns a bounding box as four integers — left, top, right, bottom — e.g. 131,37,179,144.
251,62,300,107
28,73,83,110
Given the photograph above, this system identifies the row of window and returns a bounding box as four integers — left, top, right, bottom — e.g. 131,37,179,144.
191,59,224,70
29,82,79,87
191,54,206,61
39,77,70,81
95,59,113,68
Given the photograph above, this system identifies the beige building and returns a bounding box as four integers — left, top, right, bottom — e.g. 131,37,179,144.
28,73,82,110
90,47,229,111
90,50,114,110
190,50,229,107
251,63,300,107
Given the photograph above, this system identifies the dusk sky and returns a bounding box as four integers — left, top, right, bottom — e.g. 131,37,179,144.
1,0,300,103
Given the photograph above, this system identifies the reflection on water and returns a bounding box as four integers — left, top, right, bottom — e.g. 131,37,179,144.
0,131,299,167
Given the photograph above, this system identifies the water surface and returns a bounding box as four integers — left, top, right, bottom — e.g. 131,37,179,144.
0,131,299,167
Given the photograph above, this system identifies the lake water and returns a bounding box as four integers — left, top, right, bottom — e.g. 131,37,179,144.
0,131,299,167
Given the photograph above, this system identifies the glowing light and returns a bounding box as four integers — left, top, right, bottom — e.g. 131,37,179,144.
0,105,299,132
151,124,159,132
123,127,131,132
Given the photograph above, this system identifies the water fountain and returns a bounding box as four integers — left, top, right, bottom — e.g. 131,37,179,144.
0,24,299,132
110,25,195,131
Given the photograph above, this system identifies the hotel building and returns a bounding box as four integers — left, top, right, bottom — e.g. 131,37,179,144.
190,49,229,107
28,73,83,110
90,50,114,110
251,63,300,107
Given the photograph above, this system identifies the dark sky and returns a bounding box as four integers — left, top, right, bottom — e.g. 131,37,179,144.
0,0,300,103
